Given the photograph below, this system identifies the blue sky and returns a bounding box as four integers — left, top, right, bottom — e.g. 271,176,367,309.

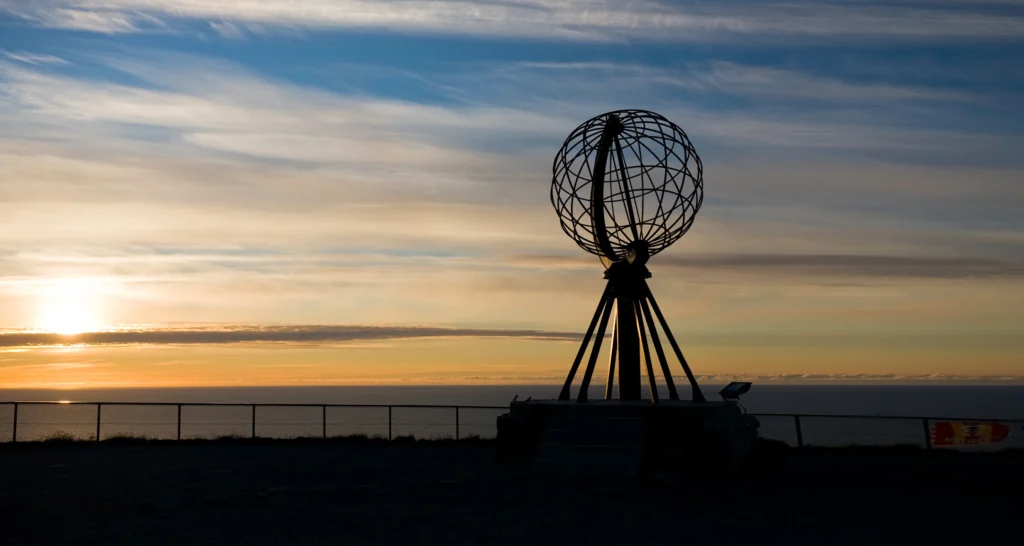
0,1,1022,385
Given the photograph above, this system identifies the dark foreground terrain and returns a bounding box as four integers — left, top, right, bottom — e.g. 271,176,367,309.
2,440,1021,545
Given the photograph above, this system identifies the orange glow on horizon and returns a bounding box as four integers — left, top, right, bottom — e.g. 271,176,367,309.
0,336,1021,390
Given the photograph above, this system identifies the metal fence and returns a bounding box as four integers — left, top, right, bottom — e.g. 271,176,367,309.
1,402,1022,450
0,402,507,443
753,413,1024,450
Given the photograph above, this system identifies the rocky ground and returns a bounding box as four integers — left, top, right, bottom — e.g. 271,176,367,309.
1,440,1021,545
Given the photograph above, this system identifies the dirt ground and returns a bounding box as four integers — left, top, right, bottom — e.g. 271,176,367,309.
1,441,1021,545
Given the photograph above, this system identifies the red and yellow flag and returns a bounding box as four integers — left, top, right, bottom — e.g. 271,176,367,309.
931,421,1010,447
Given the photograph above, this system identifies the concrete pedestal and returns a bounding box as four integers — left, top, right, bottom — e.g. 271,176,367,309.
496,399,759,477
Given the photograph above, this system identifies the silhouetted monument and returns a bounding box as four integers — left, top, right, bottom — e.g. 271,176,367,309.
497,110,758,475
550,109,706,403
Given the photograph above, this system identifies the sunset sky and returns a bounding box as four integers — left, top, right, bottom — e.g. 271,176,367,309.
1,1,1022,388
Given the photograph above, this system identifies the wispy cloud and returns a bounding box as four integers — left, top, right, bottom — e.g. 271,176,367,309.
0,325,581,347
208,20,247,40
660,254,1024,279
0,54,566,165
489,61,972,104
508,253,1024,279
5,1,1024,41
685,61,972,102
1,51,69,65
0,361,111,370
448,373,1024,383
393,60,1023,163
11,6,147,33
693,373,1024,383
3,53,1015,173
0,50,1021,347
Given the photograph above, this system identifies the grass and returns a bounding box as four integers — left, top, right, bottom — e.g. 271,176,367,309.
42,431,83,444
103,433,153,443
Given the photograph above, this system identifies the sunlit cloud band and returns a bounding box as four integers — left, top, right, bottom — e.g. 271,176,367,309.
0,325,581,347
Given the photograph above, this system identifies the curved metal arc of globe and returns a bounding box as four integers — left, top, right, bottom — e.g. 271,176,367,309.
589,115,625,262
612,137,641,246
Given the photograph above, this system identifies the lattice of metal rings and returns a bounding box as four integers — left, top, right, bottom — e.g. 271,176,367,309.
551,109,703,262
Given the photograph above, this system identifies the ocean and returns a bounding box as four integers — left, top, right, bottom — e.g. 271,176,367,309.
2,384,1023,418
2,385,1023,448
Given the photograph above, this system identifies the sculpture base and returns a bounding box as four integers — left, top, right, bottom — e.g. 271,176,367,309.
496,400,759,477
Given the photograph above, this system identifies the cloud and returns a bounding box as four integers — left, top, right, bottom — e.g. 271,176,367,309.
0,324,582,347
0,54,567,166
209,20,246,39
0,51,1021,336
685,61,971,102
0,361,111,370
0,55,1019,323
388,60,1023,164
660,253,1024,279
691,373,1024,383
348,372,1024,383
491,61,971,104
4,50,1011,251
509,253,1024,280
1,51,69,65
13,7,144,33
5,1,1024,41
3,53,1016,174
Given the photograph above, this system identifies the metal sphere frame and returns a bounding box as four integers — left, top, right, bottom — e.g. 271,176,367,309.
551,110,706,403
551,109,703,264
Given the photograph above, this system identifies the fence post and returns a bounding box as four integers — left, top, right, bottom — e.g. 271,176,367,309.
388,406,392,442
251,405,256,439
176,404,182,441
455,406,460,440
96,403,102,442
12,402,17,443
322,405,327,439
794,415,804,448
923,418,932,450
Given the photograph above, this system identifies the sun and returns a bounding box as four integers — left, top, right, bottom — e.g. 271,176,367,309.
37,280,104,335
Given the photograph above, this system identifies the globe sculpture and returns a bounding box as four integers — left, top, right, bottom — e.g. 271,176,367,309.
552,110,703,264
551,110,706,403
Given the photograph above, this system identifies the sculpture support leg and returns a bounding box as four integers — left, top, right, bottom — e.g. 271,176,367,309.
634,300,659,403
561,274,707,403
604,314,618,399
559,283,611,401
616,295,642,401
639,298,679,400
645,286,706,403
577,296,615,402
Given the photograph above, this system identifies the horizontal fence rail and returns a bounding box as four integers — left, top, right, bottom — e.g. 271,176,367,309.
1,402,1022,450
0,402,508,444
